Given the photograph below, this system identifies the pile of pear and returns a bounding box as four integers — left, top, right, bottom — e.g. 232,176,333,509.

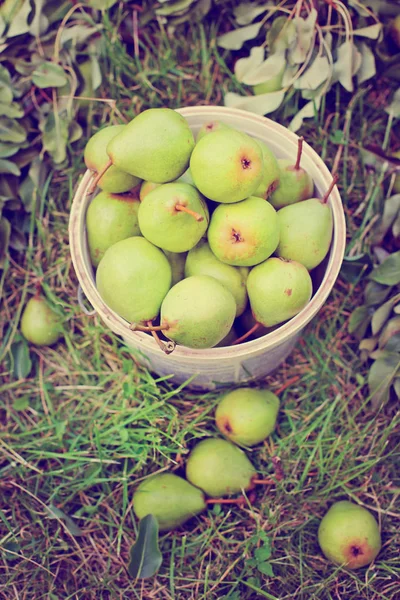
84,108,336,352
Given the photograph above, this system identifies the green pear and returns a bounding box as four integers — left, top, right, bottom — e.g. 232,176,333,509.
318,501,381,569
247,257,312,326
269,138,313,209
215,388,280,447
215,326,239,347
86,190,141,267
190,129,263,203
196,120,232,143
21,296,62,346
185,240,249,316
186,438,257,497
133,473,206,532
84,125,141,193
96,236,171,323
253,140,280,199
163,250,187,286
160,275,236,349
138,182,209,252
276,194,333,271
207,196,279,267
107,108,195,183
140,181,161,201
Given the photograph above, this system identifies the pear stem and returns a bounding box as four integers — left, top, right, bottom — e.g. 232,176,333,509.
146,321,176,355
206,496,247,506
321,174,339,204
130,323,169,332
175,204,204,222
294,137,304,171
252,478,275,486
231,323,261,345
87,158,112,194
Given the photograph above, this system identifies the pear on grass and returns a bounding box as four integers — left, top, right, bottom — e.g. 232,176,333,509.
253,140,280,199
247,257,312,327
190,129,263,203
216,388,280,447
133,473,206,532
270,137,313,209
138,182,209,253
86,190,141,267
21,296,62,346
106,108,195,183
96,237,171,323
276,176,336,270
207,196,279,267
84,125,141,193
185,240,249,316
186,438,257,497
159,275,236,349
318,501,381,569
196,120,232,143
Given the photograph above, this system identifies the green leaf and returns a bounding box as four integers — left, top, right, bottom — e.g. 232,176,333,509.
368,352,400,407
224,89,285,115
374,194,400,243
218,22,263,51
357,42,376,84
234,2,269,26
44,504,84,536
348,305,371,336
240,52,286,86
234,45,264,82
40,110,69,164
293,55,330,91
333,41,362,93
365,281,392,306
85,0,118,8
257,561,274,576
267,16,296,54
371,294,400,335
0,102,24,118
128,515,162,580
289,96,322,132
3,0,32,37
0,216,10,266
11,339,32,379
0,116,27,143
156,0,193,16
0,158,20,176
379,316,400,350
255,545,271,562
370,251,400,286
13,395,29,411
32,62,68,88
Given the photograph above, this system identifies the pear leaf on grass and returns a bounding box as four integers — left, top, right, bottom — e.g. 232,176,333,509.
365,281,392,306
289,96,322,133
32,62,68,88
267,16,296,54
288,9,317,64
224,90,285,115
218,22,263,51
368,352,400,407
373,194,400,243
0,158,20,176
234,46,265,83
0,117,27,144
371,294,400,336
11,339,32,379
333,41,362,93
40,111,69,164
233,2,270,26
357,42,376,84
353,24,382,39
0,216,10,266
0,102,24,118
385,88,400,118
3,0,32,38
0,142,19,158
240,52,286,86
128,514,162,579
44,504,84,536
370,250,400,286
379,317,400,350
293,55,330,91
349,305,372,338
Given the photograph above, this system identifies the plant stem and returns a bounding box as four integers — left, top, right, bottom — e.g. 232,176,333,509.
294,137,304,170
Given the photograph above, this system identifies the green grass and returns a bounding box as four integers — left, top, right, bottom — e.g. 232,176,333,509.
1,12,400,600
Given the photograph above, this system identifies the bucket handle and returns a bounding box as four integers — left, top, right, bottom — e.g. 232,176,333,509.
77,284,97,316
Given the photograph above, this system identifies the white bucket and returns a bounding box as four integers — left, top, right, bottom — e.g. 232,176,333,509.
69,106,346,390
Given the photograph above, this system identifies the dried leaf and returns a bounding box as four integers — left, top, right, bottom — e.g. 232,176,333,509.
267,16,296,53
288,96,322,132
353,24,382,39
359,337,378,354
370,250,400,286
241,52,286,86
218,22,263,51
349,305,372,338
333,41,362,92
357,42,376,84
379,317,400,351
128,515,162,579
289,9,317,64
234,46,264,83
374,194,400,243
224,89,285,115
234,2,270,26
368,352,400,407
294,55,330,91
